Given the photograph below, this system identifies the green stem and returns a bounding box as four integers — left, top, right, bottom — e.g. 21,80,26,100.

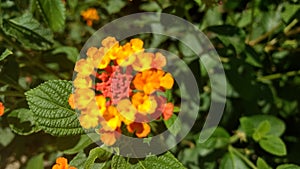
257,70,300,82
248,22,282,46
229,146,258,169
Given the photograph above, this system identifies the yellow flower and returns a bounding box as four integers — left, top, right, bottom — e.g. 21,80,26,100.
101,106,122,131
74,59,94,76
79,114,98,129
132,52,153,71
52,157,76,169
74,88,95,110
116,99,136,124
131,92,157,115
73,74,92,89
160,72,174,89
81,8,99,26
95,95,107,116
86,47,104,68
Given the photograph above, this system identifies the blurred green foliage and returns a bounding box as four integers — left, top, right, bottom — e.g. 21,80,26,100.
0,0,300,168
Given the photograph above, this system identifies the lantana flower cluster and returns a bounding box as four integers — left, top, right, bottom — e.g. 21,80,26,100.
71,36,174,146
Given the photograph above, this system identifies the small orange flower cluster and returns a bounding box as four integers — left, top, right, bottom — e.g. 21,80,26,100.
81,8,99,26
71,36,174,146
52,157,76,169
0,102,4,116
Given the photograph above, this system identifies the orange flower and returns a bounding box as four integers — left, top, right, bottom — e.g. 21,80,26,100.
81,8,99,26
127,122,151,138
131,92,157,115
133,69,174,94
52,157,76,169
99,128,121,146
162,103,174,120
0,102,4,116
68,94,75,110
101,106,122,131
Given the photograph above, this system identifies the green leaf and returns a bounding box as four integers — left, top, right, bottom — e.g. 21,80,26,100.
84,147,111,169
112,152,186,169
64,135,93,155
36,0,66,32
69,151,87,169
259,135,287,156
2,13,53,50
7,108,40,135
52,46,79,63
240,115,285,137
164,114,182,136
25,80,84,136
276,164,300,169
198,127,230,149
281,3,300,23
220,152,249,169
25,153,44,169
257,157,271,169
0,127,15,147
244,45,262,68
252,121,271,141
0,49,12,62
103,0,126,15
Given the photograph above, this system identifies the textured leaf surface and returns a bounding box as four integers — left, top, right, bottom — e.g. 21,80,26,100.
112,152,186,169
25,80,84,136
36,0,66,32
2,13,53,50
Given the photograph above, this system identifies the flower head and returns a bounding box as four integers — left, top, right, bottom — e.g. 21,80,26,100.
72,36,176,146
52,157,76,169
81,8,99,26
